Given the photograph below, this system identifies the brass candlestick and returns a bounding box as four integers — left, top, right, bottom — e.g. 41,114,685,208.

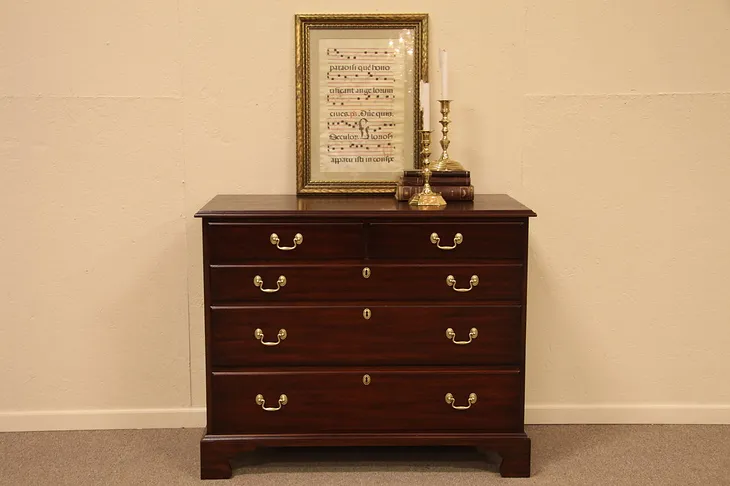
432,100,465,172
409,130,447,207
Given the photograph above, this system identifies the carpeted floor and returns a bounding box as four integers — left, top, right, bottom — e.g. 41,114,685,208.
0,425,728,485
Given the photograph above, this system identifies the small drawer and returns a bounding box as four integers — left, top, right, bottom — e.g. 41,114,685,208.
209,305,523,367
206,222,364,263
208,264,524,303
369,222,525,260
209,368,523,435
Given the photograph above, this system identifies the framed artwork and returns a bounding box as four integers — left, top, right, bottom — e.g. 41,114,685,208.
295,13,429,194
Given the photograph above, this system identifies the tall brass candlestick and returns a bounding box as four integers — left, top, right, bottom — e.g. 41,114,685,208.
409,130,447,207
432,100,465,172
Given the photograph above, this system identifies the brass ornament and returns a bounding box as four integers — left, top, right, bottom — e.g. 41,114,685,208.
409,130,446,207
431,100,465,172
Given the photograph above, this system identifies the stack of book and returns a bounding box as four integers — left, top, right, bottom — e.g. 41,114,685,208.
394,170,474,201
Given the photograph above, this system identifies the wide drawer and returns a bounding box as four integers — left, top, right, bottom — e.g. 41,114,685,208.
209,368,523,434
210,305,523,367
208,264,523,303
369,222,525,260
206,222,364,263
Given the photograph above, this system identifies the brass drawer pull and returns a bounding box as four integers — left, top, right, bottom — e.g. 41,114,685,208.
254,328,287,346
445,393,477,410
446,275,479,292
430,232,463,250
446,327,478,345
254,275,286,293
270,232,303,251
255,394,288,412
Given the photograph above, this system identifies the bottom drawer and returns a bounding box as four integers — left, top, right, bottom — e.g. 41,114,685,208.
209,368,523,435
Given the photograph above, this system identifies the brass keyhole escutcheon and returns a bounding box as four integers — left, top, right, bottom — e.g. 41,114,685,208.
363,374,371,385
363,308,371,320
362,267,371,279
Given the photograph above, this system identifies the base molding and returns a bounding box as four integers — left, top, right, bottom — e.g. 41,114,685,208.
0,407,206,432
526,404,730,424
1,404,729,432
200,432,531,479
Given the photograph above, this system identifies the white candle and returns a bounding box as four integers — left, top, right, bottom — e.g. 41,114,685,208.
439,49,449,99
420,80,430,130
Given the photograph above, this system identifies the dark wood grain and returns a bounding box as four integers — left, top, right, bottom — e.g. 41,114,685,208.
200,435,255,479
208,263,523,303
207,222,364,263
210,305,523,367
494,436,532,477
209,368,523,435
197,194,535,479
195,194,537,219
369,221,526,260
200,432,530,479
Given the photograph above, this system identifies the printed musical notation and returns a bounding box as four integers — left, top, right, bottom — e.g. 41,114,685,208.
326,48,397,59
326,72,396,82
319,42,405,169
327,93,395,103
327,141,396,155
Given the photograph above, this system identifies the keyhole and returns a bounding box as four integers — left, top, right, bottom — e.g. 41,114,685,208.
362,267,371,279
363,308,371,320
363,374,371,385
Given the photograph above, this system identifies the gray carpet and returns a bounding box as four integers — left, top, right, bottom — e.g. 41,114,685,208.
1,425,728,485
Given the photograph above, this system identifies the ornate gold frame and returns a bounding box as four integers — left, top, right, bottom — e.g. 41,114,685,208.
295,13,429,194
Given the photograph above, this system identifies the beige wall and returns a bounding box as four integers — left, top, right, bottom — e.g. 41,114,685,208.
1,1,729,430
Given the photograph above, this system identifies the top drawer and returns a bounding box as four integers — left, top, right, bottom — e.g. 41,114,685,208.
369,222,525,260
206,222,364,263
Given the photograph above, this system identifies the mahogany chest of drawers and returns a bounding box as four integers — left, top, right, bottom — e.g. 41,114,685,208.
195,194,536,479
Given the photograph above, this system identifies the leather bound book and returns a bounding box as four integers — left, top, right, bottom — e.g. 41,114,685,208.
400,175,471,186
403,170,470,178
394,184,474,201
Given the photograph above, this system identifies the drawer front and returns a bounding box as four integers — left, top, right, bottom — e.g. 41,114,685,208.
206,222,364,263
369,222,525,260
208,264,523,303
210,305,523,367
210,369,523,434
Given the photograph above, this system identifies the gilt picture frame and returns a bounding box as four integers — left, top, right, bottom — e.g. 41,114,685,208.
295,13,429,194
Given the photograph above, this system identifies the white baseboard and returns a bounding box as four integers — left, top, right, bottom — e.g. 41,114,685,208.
0,407,206,432
526,404,730,424
1,404,728,432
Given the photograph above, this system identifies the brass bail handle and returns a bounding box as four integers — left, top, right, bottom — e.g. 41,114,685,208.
270,232,303,251
254,328,287,346
430,232,463,250
255,394,288,411
446,275,479,292
445,327,478,345
254,275,287,293
445,393,477,410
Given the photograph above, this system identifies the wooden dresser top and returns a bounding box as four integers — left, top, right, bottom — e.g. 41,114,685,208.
195,194,536,219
